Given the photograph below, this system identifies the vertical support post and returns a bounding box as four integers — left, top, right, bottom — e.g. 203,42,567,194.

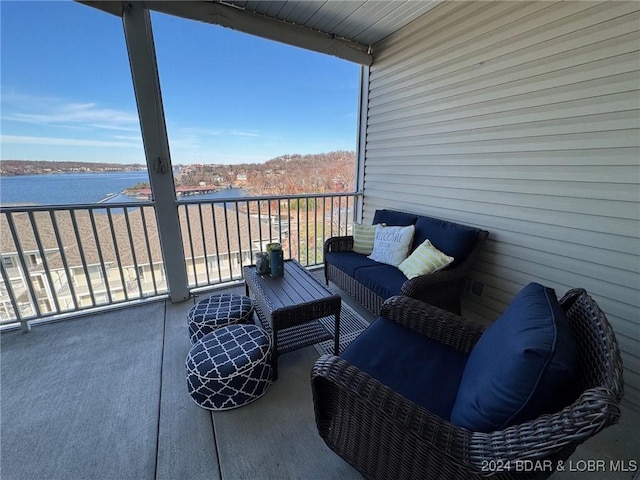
355,65,369,222
122,2,189,302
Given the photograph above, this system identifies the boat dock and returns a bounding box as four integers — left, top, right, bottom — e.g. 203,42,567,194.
123,185,221,201
98,193,119,203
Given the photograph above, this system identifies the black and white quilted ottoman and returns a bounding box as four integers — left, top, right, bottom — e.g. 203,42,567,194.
186,324,272,410
187,293,254,344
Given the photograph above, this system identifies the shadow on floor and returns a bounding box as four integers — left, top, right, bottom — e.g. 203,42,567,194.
1,276,638,480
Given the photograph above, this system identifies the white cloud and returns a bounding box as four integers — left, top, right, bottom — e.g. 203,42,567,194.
1,134,140,148
228,129,261,138
112,134,143,141
179,126,261,138
1,92,138,132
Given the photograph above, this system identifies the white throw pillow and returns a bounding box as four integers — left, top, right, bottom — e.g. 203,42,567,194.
368,224,415,267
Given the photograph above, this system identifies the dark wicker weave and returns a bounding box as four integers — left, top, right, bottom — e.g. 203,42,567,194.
244,260,341,380
324,229,489,316
311,291,624,480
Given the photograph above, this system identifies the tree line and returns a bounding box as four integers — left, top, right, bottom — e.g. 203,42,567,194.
175,151,356,195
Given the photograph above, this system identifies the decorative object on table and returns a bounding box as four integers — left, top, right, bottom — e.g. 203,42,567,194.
266,242,280,255
269,243,284,277
187,293,255,345
255,252,270,275
186,324,272,410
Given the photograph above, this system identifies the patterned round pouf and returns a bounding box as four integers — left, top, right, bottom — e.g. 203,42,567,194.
187,293,254,344
186,324,272,411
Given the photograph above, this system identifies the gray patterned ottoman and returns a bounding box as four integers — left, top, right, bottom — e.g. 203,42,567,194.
186,324,272,410
188,293,254,344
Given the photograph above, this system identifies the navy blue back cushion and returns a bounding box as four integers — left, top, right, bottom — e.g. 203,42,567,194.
342,316,468,420
450,283,578,432
354,264,407,300
325,251,380,277
412,216,479,267
372,209,418,226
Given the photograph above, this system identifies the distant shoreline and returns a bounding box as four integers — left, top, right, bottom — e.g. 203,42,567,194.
0,169,147,177
0,160,147,177
0,171,250,208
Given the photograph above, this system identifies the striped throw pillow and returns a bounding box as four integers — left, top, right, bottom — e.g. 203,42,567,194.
398,239,454,279
352,223,378,255
353,223,376,255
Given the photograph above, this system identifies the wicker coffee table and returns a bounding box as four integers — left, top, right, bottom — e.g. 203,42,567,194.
244,259,341,380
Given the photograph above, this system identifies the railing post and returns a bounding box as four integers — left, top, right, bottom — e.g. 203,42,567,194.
355,66,368,222
122,3,189,302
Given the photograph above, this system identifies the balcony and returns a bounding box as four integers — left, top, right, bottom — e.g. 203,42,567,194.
1,198,638,479
1,195,638,479
0,192,357,331
2,1,638,477
2,270,638,480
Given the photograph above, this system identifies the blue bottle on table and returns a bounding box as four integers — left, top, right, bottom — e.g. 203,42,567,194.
269,245,284,277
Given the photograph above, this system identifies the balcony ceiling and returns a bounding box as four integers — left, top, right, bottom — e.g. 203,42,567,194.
221,1,439,46
79,0,442,65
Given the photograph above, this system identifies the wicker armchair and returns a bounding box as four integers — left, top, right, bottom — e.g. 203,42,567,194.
311,292,624,480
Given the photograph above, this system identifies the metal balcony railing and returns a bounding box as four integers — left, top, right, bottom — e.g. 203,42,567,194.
0,192,358,329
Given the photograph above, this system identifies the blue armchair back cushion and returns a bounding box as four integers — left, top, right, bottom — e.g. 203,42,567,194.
341,316,468,420
450,282,578,432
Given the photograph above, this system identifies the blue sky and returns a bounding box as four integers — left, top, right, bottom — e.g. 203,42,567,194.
0,1,360,164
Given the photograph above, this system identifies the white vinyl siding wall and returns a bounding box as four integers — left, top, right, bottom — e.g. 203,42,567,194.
363,1,640,409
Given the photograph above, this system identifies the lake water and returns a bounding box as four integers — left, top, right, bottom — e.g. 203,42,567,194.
0,172,247,206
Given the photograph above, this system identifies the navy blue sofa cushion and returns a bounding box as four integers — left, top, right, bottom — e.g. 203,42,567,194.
354,264,407,300
325,251,380,277
412,216,479,267
341,316,468,420
450,282,578,432
325,209,485,307
372,209,418,227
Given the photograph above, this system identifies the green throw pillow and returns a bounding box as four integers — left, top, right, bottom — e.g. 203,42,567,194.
352,223,378,255
398,239,454,279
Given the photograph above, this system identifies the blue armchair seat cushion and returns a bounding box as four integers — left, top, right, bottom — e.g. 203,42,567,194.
325,251,381,278
341,316,469,420
450,282,578,432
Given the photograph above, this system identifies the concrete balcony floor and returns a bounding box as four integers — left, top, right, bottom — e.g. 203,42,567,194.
2,273,638,480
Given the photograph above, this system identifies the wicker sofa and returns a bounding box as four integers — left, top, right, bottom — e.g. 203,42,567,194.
324,209,489,315
311,288,624,480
